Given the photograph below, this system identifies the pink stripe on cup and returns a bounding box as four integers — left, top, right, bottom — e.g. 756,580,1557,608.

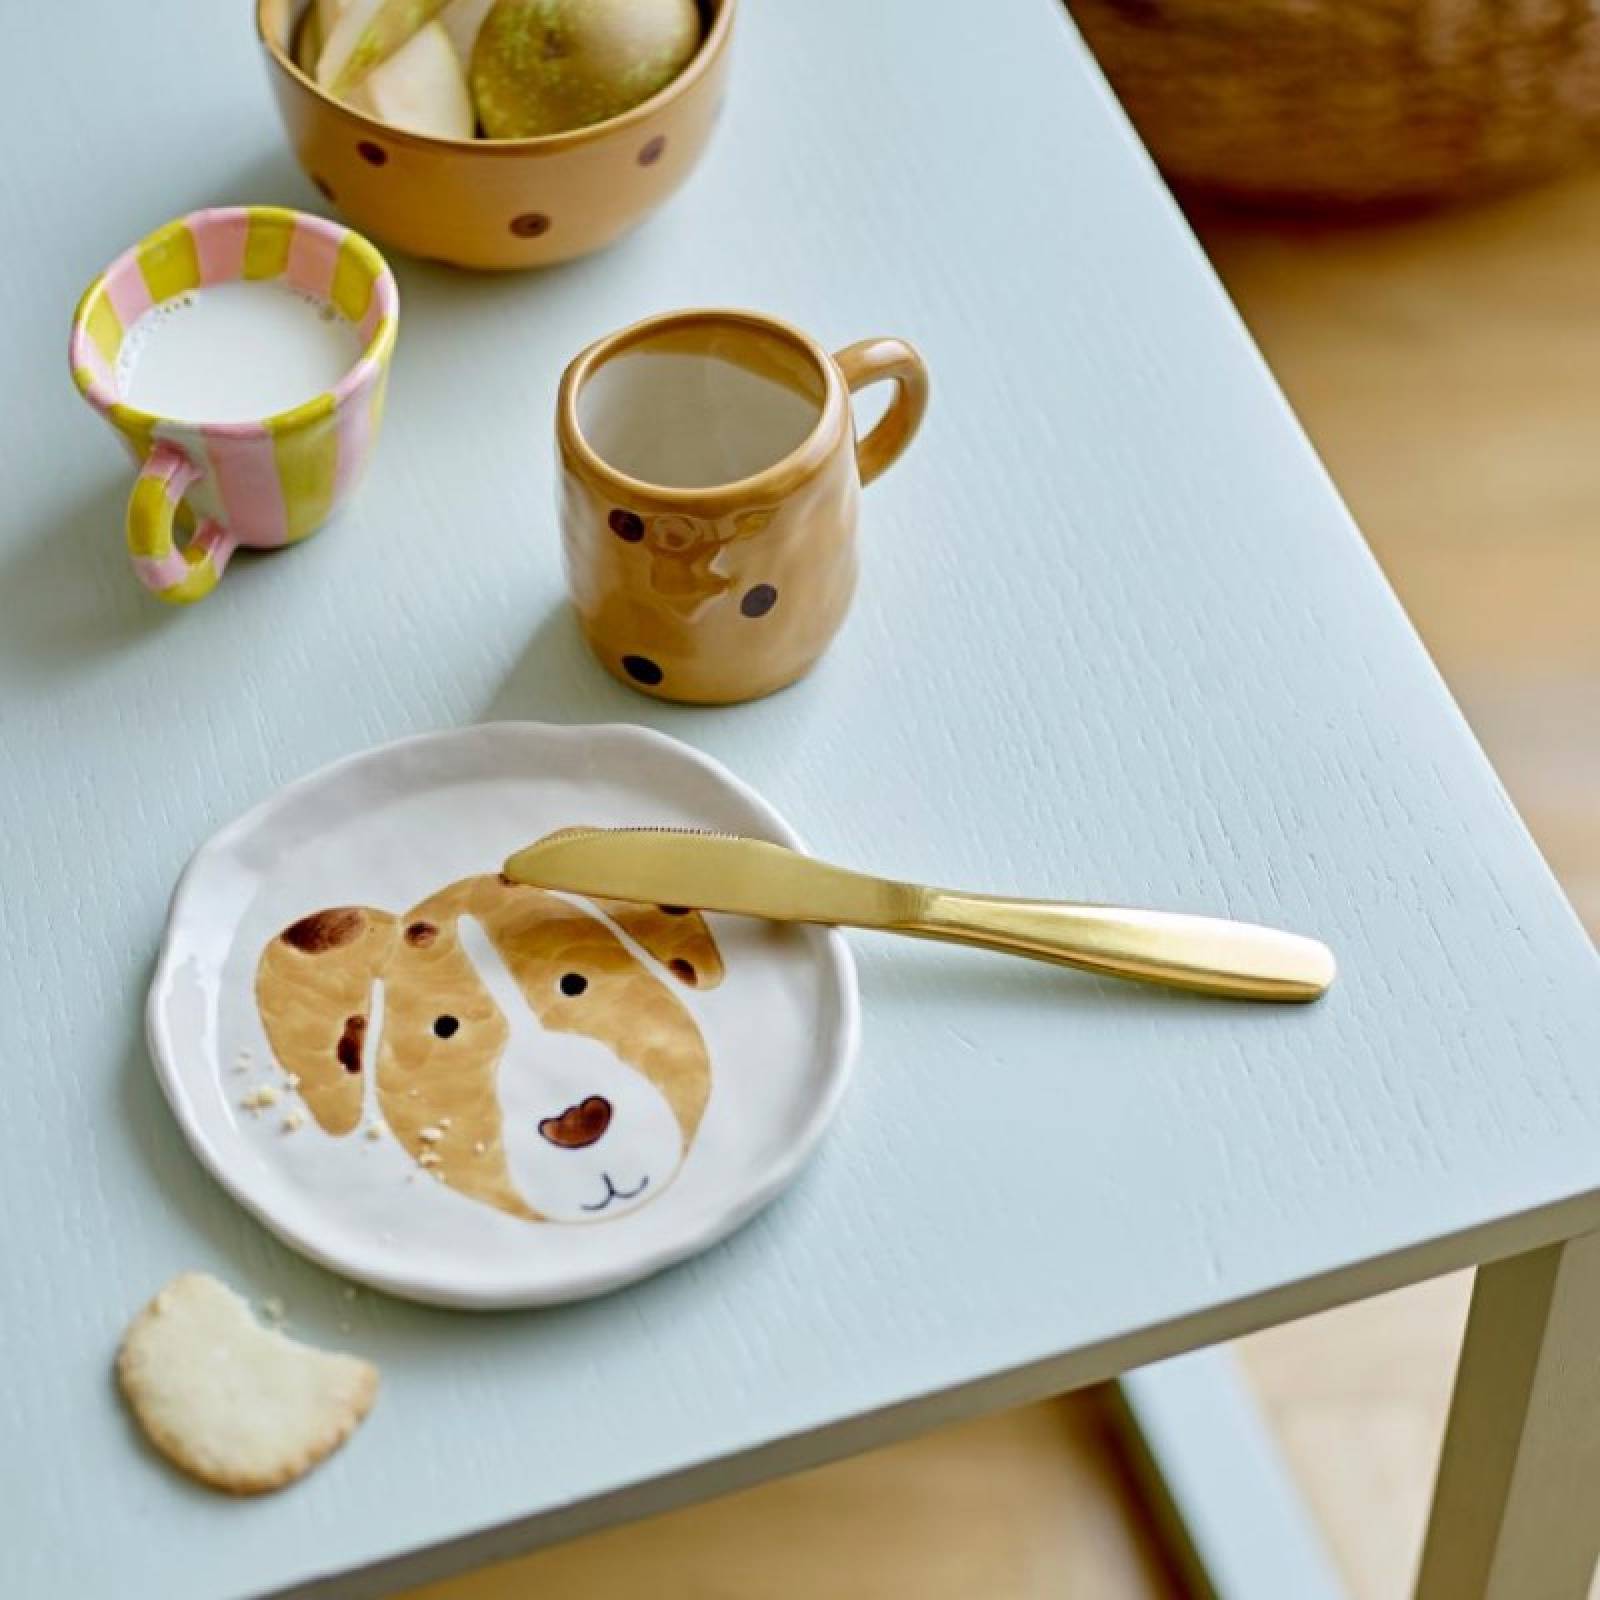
192,207,250,285
190,519,239,576
358,277,397,346
133,548,193,592
203,426,289,548
286,219,340,300
105,257,153,330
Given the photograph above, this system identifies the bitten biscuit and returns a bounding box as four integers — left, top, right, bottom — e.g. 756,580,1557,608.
117,1273,378,1495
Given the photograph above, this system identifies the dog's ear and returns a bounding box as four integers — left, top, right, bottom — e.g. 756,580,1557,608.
255,907,399,1136
592,898,725,991
731,507,776,540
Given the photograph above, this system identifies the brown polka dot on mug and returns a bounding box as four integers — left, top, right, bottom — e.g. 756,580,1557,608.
608,509,645,542
621,654,664,687
638,135,667,166
740,584,778,618
509,212,550,238
356,140,387,166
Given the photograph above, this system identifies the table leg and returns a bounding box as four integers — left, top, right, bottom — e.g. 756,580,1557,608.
1111,1348,1345,1599
1416,1231,1600,1600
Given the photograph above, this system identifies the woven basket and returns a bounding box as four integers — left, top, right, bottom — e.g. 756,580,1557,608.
1069,0,1600,208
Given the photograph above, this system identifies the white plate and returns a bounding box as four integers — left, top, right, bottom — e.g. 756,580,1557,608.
148,722,859,1308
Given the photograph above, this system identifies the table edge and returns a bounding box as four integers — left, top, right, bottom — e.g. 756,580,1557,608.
258,1182,1600,1600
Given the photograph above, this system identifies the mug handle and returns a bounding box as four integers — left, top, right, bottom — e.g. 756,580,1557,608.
127,442,238,605
832,338,930,487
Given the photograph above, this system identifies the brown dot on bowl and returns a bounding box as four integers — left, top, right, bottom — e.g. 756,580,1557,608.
669,958,698,986
621,654,664,686
510,212,551,238
638,135,667,166
356,140,388,167
312,174,336,202
740,583,778,618
608,509,645,542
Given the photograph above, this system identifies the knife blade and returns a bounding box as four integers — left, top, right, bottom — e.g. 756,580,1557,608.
502,828,924,928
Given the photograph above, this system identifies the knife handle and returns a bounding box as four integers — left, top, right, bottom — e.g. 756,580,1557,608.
905,892,1335,1001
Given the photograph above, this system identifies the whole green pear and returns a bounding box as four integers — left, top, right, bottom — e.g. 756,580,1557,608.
472,0,701,139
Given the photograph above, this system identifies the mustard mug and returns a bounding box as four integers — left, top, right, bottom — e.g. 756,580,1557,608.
69,206,397,604
557,308,929,703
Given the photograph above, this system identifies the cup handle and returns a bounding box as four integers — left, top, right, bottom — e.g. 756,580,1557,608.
832,338,929,488
127,442,238,605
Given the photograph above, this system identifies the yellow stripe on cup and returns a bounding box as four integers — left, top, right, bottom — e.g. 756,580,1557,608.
84,285,123,364
244,206,295,280
270,393,339,543
126,469,175,559
137,218,202,304
331,235,376,324
161,556,224,605
108,403,157,463
366,315,396,401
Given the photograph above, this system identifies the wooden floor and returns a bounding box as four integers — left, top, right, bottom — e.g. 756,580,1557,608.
409,169,1600,1600
1203,177,1600,939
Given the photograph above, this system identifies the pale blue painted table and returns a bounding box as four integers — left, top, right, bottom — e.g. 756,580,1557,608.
5,2,1600,1597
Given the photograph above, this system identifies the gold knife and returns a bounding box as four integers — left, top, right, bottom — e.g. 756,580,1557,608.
503,828,1336,1003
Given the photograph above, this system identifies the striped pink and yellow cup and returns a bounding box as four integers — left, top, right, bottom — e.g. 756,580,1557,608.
69,206,397,604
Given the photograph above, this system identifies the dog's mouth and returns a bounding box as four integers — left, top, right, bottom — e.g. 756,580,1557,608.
579,1172,650,1213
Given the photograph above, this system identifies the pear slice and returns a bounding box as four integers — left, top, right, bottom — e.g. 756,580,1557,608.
294,5,324,75
439,0,495,62
117,1273,378,1495
346,19,474,139
317,0,450,97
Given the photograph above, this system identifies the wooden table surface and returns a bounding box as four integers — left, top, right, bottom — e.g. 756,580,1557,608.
5,3,1600,1597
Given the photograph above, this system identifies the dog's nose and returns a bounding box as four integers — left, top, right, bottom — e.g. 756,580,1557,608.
539,1095,613,1149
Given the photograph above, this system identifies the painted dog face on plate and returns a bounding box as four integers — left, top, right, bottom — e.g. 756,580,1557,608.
254,874,722,1222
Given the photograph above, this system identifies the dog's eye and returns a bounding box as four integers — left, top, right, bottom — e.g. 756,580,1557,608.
432,1015,460,1039
559,973,588,997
